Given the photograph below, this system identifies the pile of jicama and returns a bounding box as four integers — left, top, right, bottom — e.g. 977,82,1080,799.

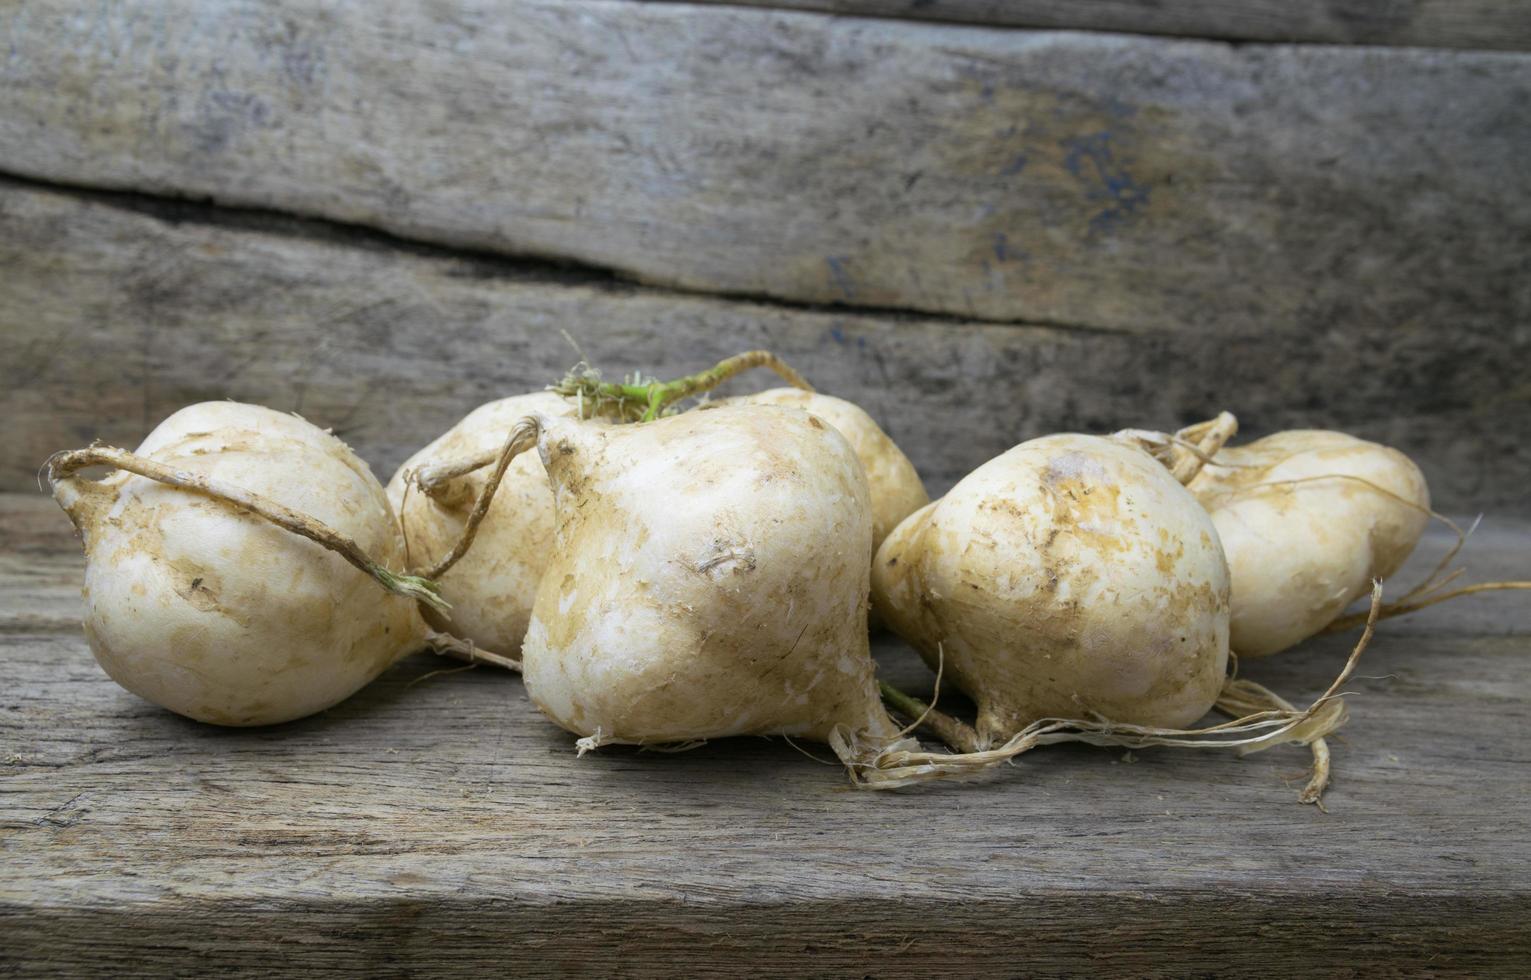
46,352,1526,804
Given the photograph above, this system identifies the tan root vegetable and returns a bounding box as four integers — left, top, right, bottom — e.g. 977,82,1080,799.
516,403,912,760
392,351,816,656
47,402,501,727
720,389,928,555
873,433,1232,741
389,391,576,657
1186,430,1430,657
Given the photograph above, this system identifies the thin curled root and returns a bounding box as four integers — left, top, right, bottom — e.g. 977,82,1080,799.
832,583,1383,796
1324,580,1530,633
878,644,983,753
424,631,521,672
1216,678,1335,807
45,446,449,613
413,417,541,580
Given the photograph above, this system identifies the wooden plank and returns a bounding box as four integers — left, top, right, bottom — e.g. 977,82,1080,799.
1,1,1528,332
3,182,1527,515
3,491,1529,974
664,0,1531,51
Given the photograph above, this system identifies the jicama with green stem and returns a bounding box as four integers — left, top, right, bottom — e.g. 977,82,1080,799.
47,402,510,727
453,401,922,769
392,351,815,656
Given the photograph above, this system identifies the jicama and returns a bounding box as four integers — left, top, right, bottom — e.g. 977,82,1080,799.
46,402,497,726
394,352,814,656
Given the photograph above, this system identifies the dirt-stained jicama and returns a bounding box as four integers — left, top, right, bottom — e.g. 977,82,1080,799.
872,433,1232,738
392,352,817,657
389,391,577,657
1125,416,1527,653
1185,430,1430,657
46,402,500,726
437,402,919,766
718,388,928,556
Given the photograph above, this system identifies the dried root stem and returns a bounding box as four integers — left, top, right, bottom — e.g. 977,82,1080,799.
1113,411,1238,485
424,631,521,672
878,644,983,753
46,445,448,613
412,417,541,579
1216,677,1336,806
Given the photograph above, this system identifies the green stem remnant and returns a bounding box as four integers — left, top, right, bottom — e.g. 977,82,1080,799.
415,350,817,500
46,445,449,614
553,350,814,422
879,680,982,754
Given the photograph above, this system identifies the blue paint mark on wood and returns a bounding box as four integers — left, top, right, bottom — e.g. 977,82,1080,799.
1061,131,1150,237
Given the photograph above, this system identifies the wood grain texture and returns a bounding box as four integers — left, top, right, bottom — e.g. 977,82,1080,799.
659,0,1531,51
1,0,1527,333
3,490,1530,975
3,181,1527,515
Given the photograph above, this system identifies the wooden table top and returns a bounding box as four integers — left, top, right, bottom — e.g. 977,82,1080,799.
2,492,1527,975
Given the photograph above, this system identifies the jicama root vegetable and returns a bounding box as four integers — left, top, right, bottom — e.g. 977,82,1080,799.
394,351,815,656
447,402,919,767
720,389,929,555
872,433,1232,741
389,391,577,656
1127,416,1526,654
1185,430,1430,657
46,402,503,727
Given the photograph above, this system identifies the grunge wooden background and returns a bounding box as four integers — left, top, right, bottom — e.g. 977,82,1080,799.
2,1,1528,974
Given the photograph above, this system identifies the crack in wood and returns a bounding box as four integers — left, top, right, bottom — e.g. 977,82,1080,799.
0,170,1129,336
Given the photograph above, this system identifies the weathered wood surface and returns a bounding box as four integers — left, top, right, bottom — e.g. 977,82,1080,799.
3,490,1529,975
2,1,1528,333
668,0,1531,51
4,182,1528,515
